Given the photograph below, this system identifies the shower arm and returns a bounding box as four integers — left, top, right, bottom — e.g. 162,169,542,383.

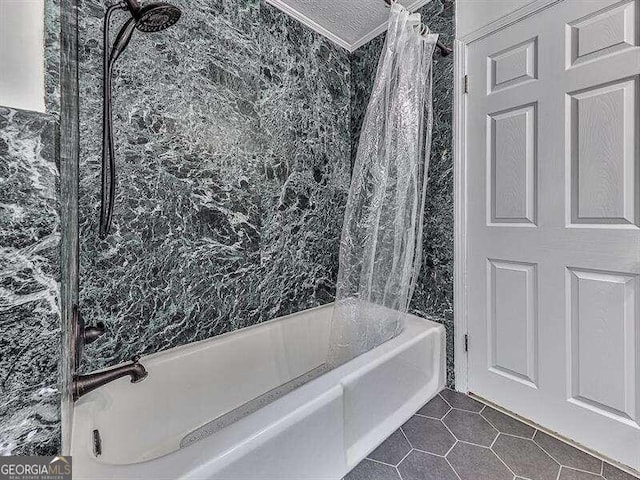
383,0,452,56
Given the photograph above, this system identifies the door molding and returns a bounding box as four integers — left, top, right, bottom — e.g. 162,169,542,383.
453,0,567,393
459,0,565,45
453,38,468,392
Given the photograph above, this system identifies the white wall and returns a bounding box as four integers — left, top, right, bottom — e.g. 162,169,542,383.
0,0,46,112
456,0,535,38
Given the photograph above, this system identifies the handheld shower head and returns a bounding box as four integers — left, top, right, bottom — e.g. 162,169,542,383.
135,3,182,32
109,1,181,63
99,0,182,237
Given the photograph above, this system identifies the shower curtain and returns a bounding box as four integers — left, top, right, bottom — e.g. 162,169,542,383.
327,3,438,367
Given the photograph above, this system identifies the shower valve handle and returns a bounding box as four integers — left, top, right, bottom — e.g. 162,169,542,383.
83,321,106,345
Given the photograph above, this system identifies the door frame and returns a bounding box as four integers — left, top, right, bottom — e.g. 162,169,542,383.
453,0,566,393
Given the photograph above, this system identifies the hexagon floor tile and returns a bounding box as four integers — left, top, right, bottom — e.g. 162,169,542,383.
442,408,498,446
492,433,560,480
402,415,455,455
345,390,640,480
447,441,512,480
398,450,458,480
368,429,412,466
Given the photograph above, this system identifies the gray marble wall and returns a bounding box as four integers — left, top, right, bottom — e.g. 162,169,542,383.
0,108,61,455
78,0,351,371
78,0,455,385
349,0,456,386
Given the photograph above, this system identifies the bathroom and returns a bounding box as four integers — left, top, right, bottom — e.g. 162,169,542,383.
0,0,638,478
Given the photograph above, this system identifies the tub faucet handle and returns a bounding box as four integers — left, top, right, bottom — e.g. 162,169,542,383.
83,321,105,345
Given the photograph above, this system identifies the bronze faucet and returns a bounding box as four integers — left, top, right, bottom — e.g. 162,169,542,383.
72,355,148,401
72,307,149,401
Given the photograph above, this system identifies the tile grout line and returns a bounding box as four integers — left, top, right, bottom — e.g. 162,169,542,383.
452,439,499,450
395,445,414,467
499,431,541,441
532,433,604,475
440,417,460,448
446,455,463,480
532,440,566,473
414,408,451,421
438,392,452,409
480,409,537,441
490,442,519,478
399,426,415,454
561,465,605,476
443,389,486,413
365,457,399,469
412,446,446,458
431,400,464,480
444,439,459,457
490,433,499,449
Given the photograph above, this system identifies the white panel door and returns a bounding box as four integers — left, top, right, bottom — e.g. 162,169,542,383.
466,0,640,469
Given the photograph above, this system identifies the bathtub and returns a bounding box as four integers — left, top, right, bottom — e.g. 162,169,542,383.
71,303,445,479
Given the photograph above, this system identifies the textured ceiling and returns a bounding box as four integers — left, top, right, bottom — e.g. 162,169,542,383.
265,0,431,52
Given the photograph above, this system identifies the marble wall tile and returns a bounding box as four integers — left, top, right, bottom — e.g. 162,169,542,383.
255,4,351,321
349,0,456,386
76,0,453,388
78,0,351,371
0,107,61,455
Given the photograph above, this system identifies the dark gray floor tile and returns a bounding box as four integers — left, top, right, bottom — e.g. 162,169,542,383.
481,406,535,438
368,429,411,466
417,394,451,419
493,433,560,480
402,416,456,455
443,409,498,447
439,389,484,412
559,466,604,479
534,431,602,474
344,459,401,480
603,463,640,480
397,450,458,480
447,442,512,480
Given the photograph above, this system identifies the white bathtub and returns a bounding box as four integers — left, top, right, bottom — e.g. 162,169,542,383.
71,303,445,479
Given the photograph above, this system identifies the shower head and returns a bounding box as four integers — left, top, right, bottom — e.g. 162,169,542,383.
109,0,181,65
133,2,182,32
122,0,182,32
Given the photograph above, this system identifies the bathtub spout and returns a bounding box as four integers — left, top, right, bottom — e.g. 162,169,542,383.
73,355,148,401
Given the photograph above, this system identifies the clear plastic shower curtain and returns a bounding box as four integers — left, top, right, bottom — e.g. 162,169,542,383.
327,3,438,367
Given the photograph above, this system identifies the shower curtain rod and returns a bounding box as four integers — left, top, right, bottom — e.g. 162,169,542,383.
383,0,453,56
